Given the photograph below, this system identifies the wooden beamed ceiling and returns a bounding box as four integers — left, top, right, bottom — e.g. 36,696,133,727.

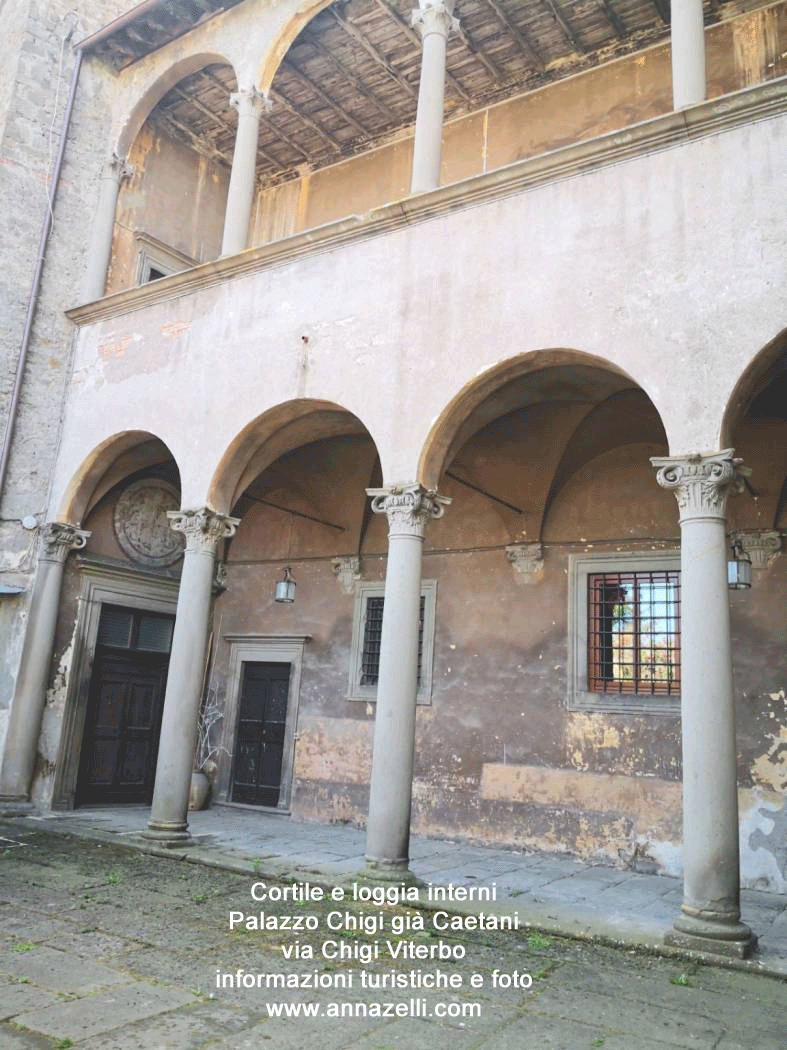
112,0,763,186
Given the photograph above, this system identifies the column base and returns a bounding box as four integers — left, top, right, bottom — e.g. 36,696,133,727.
361,857,419,886
0,797,34,815
143,820,191,845
665,911,758,959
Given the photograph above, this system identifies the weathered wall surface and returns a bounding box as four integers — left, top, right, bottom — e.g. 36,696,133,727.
107,122,230,294
0,0,142,751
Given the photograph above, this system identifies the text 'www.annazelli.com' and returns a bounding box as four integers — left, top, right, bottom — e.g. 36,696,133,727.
263,1000,482,1019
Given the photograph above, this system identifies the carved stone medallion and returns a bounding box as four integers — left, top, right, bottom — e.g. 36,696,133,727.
114,479,184,567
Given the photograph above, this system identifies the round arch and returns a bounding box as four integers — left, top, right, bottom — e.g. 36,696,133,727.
115,50,239,157
57,431,181,526
257,0,336,91
720,325,787,449
418,348,658,490
209,399,382,515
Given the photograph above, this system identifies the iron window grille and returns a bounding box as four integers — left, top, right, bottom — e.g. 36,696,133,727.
348,580,436,704
360,595,425,687
567,552,681,714
587,570,680,696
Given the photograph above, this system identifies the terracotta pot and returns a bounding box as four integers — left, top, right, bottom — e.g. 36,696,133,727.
189,770,211,811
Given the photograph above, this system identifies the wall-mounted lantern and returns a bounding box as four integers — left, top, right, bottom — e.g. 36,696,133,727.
727,539,752,590
275,566,296,603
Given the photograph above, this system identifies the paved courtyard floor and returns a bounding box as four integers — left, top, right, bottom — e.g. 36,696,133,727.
2,817,787,1049
14,804,787,975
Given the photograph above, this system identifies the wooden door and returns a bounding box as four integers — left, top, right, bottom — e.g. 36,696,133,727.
232,662,291,807
76,605,173,805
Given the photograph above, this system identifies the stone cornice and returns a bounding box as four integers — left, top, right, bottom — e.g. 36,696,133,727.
67,75,787,328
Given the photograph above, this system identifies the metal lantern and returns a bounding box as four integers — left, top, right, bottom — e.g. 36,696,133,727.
727,540,752,590
275,566,296,603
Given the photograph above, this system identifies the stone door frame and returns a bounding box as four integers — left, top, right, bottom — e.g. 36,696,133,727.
52,557,180,809
217,634,310,812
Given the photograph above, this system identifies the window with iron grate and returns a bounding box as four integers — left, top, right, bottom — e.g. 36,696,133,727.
349,581,436,703
587,570,680,696
568,552,681,714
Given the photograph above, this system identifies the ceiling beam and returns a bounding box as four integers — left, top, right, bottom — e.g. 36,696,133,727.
455,21,505,85
544,0,585,53
269,86,344,152
329,7,418,101
282,58,371,137
301,32,399,122
597,0,626,39
155,112,229,167
479,0,544,70
372,0,472,103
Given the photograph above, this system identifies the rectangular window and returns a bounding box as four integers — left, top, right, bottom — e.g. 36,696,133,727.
360,595,426,687
568,552,680,714
348,581,436,703
587,570,680,696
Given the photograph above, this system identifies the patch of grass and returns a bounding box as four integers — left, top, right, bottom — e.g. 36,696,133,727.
591,1040,605,1048
670,973,692,987
527,932,552,950
508,889,524,898
105,870,123,886
55,1039,74,1049
11,942,35,953
251,859,263,875
194,894,208,905
11,976,31,984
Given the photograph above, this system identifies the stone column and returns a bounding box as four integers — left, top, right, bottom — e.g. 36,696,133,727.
145,509,238,841
652,450,756,957
0,523,89,801
671,0,706,109
83,154,133,302
364,484,450,878
221,86,270,257
410,0,459,194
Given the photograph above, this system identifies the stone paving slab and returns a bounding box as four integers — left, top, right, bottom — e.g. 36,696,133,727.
0,944,130,995
13,980,196,1042
0,979,63,1020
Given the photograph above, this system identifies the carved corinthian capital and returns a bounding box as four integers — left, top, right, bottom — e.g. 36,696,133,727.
167,509,239,555
230,85,271,119
367,484,450,539
731,530,782,569
39,522,90,563
411,1,459,39
651,450,750,522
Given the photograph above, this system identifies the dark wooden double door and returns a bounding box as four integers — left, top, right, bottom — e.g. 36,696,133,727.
76,606,173,805
232,662,291,808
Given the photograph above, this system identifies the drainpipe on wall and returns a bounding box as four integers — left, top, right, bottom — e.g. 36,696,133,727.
0,37,82,506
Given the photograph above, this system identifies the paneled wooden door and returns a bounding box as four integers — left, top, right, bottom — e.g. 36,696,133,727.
232,662,291,807
76,605,173,805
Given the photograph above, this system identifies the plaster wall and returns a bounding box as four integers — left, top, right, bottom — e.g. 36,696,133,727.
106,125,230,295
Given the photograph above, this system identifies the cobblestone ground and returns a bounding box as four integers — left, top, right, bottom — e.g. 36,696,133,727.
0,820,784,1049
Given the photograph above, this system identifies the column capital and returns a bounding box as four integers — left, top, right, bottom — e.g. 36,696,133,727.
367,483,450,539
651,450,750,522
167,509,239,555
230,85,271,119
39,522,90,563
103,152,134,183
731,529,782,569
411,1,459,39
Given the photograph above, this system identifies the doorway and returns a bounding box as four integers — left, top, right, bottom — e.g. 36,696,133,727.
76,604,174,805
232,662,291,807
